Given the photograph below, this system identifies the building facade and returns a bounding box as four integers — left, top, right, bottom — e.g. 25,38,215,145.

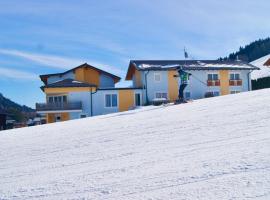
36,60,258,123
126,60,258,104
36,63,142,123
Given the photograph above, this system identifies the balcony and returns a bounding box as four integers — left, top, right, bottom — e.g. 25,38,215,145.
36,102,82,113
207,80,220,86
229,80,242,86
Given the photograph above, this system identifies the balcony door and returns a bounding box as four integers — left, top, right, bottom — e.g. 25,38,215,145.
48,95,67,106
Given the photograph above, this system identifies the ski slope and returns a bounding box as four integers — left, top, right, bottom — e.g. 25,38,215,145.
1,89,270,200
251,54,270,79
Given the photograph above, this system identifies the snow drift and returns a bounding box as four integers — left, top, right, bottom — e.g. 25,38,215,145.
1,89,270,200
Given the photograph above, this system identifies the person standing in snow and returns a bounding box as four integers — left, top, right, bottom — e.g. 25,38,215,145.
178,67,191,102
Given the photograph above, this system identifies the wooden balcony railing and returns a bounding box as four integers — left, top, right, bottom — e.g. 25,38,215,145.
207,80,220,86
229,80,242,86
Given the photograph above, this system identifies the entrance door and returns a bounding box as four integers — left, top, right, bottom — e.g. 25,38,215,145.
135,93,141,106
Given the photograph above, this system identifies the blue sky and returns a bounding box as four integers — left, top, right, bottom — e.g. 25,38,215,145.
0,0,269,108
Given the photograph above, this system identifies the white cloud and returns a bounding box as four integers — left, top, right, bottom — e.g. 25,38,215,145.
0,49,126,77
0,49,82,69
0,67,37,81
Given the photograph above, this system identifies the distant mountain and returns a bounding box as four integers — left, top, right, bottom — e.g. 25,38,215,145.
0,93,35,122
222,37,270,62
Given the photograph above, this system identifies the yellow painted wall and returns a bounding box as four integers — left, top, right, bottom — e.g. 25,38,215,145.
119,90,134,112
61,113,69,121
75,67,100,86
44,87,95,94
220,70,229,95
46,113,55,123
134,69,142,87
46,113,69,123
167,70,179,101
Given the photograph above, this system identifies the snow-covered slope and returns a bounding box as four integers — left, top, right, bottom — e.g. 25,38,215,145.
1,90,270,200
251,54,270,79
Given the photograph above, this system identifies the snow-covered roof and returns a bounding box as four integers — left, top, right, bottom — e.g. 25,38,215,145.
250,54,270,80
132,60,258,71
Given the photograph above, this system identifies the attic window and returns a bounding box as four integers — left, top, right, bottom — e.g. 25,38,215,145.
263,58,270,67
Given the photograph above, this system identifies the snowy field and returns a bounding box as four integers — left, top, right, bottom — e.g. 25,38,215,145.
1,89,270,200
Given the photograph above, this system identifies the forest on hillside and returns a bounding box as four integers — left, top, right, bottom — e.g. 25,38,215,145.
223,37,270,62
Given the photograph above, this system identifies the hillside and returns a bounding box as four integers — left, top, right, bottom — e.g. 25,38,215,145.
0,93,34,122
0,89,270,199
223,37,270,62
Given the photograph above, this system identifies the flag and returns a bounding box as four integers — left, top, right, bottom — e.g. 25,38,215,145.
184,48,188,59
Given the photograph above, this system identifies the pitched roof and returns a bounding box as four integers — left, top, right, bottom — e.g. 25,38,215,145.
126,59,259,80
41,79,96,90
40,63,121,84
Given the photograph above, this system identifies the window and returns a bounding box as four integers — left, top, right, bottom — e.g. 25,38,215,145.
208,73,219,80
155,92,167,99
105,94,118,108
213,91,220,96
154,73,161,82
80,114,87,118
230,90,241,94
230,73,240,80
47,95,67,104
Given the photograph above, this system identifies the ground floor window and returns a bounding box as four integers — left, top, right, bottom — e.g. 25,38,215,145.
205,91,220,98
230,90,241,94
155,92,167,99
80,114,87,118
105,94,118,108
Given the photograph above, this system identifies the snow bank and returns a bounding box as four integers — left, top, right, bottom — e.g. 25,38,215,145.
1,89,270,200
251,54,270,79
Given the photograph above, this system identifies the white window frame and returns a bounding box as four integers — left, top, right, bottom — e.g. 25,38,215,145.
207,73,219,81
154,72,161,82
47,94,68,104
230,90,241,94
134,92,142,107
207,90,220,97
155,92,168,99
230,72,241,80
104,93,118,108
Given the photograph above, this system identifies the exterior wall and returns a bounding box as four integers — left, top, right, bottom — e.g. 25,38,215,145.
44,87,94,94
133,69,142,87
229,70,250,93
75,67,100,86
68,91,92,117
46,113,55,123
47,71,75,84
46,113,69,123
167,70,179,101
140,69,251,104
145,71,169,103
99,74,115,88
92,90,119,116
119,90,135,112
220,70,229,95
92,89,142,116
